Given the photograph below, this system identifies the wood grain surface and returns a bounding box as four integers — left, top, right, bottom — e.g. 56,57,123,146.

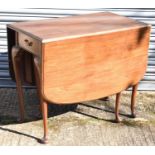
7,12,149,43
42,26,151,103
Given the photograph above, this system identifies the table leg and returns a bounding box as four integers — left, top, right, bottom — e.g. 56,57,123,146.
12,46,25,122
33,57,43,116
115,92,121,123
33,57,41,101
40,99,48,144
131,84,138,118
33,57,48,144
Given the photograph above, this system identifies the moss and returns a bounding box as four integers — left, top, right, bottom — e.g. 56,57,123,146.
150,120,155,126
49,116,97,126
33,115,101,133
122,120,147,127
122,118,155,127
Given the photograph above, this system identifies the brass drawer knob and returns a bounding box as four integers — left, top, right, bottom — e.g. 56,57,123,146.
24,39,28,43
24,39,33,46
28,42,33,46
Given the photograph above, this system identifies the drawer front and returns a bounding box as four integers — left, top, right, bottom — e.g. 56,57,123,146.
18,33,41,56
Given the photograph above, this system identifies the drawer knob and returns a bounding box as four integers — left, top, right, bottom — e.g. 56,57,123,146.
24,39,33,46
28,42,33,46
24,39,28,43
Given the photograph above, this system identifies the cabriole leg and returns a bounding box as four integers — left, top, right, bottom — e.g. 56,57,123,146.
115,92,121,123
12,46,25,122
131,84,138,118
33,56,48,144
33,57,41,105
40,99,48,144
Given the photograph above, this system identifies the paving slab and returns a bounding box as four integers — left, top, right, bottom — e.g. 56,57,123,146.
0,88,155,145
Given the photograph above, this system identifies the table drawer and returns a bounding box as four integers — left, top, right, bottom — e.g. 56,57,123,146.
18,33,41,56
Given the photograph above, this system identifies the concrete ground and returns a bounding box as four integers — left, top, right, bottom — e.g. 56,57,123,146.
0,88,155,146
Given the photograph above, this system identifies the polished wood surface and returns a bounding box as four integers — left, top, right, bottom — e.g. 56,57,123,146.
42,26,150,103
8,12,149,43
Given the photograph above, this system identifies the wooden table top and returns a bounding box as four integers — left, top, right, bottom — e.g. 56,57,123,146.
7,12,148,43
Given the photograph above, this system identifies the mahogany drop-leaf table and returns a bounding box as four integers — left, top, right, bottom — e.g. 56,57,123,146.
7,12,151,143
